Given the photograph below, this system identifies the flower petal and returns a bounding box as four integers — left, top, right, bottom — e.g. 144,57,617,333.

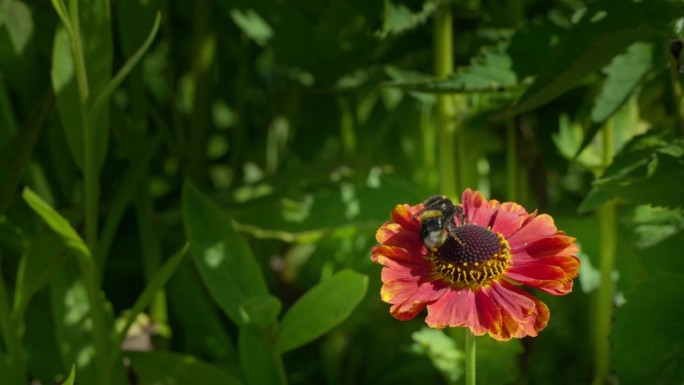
461,189,501,228
381,267,449,320
486,281,549,340
526,232,579,258
375,222,424,251
390,204,421,233
505,255,580,295
507,214,558,251
491,201,530,238
371,245,428,266
425,287,488,336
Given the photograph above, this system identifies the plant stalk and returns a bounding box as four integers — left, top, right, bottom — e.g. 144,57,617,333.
465,329,476,385
593,119,616,385
434,4,458,197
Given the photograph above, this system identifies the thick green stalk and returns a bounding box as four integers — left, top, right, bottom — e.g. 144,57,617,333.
593,120,616,385
465,329,476,385
434,5,458,198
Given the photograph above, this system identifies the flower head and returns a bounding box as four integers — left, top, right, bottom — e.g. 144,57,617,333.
370,189,579,341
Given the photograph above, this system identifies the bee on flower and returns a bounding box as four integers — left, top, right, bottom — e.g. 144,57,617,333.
370,189,580,341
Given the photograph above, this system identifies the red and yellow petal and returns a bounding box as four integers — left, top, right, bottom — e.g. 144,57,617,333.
425,287,489,335
505,254,580,295
486,281,549,340
490,201,531,238
381,268,449,320
507,214,558,252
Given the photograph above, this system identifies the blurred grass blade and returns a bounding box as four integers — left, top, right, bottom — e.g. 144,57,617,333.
110,243,189,363
126,351,244,385
22,187,90,259
182,180,269,326
277,269,368,353
239,328,287,385
61,365,76,385
91,12,161,124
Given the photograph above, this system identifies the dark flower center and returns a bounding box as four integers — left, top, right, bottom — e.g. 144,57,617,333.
429,224,511,286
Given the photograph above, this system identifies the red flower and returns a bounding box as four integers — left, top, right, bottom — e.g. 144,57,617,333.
370,189,579,341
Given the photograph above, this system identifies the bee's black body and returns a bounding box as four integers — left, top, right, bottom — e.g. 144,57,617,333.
414,195,466,251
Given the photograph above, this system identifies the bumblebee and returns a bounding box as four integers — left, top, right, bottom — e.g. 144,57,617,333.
413,195,466,251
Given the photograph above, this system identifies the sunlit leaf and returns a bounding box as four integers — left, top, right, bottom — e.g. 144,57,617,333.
277,269,367,353
22,187,89,259
0,0,33,54
182,180,269,326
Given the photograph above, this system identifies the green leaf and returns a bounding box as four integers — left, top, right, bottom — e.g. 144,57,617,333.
50,0,113,172
126,351,244,385
0,0,33,54
410,328,463,383
277,269,368,353
630,205,684,249
238,327,287,385
182,180,269,326
591,42,653,124
230,8,273,46
613,274,684,384
167,262,240,366
588,134,684,209
498,0,673,118
22,187,90,259
13,233,69,320
61,365,76,385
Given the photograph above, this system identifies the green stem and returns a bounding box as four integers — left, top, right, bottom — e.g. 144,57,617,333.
465,329,476,385
593,120,616,385
434,5,458,198
0,261,27,385
506,119,517,201
187,0,215,187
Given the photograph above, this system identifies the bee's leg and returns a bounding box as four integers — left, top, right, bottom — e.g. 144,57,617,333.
446,224,464,246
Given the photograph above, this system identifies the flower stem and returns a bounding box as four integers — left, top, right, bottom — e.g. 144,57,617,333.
593,119,616,385
434,5,458,198
465,329,476,385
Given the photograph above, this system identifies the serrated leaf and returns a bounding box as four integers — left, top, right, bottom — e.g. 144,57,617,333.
498,0,674,118
386,44,520,94
277,269,367,353
22,187,90,259
182,180,269,326
376,0,437,39
613,274,684,384
126,351,244,385
591,42,653,123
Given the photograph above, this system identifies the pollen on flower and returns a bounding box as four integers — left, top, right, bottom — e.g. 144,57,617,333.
429,224,511,286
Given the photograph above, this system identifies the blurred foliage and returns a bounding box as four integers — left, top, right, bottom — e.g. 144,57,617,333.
0,0,684,384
